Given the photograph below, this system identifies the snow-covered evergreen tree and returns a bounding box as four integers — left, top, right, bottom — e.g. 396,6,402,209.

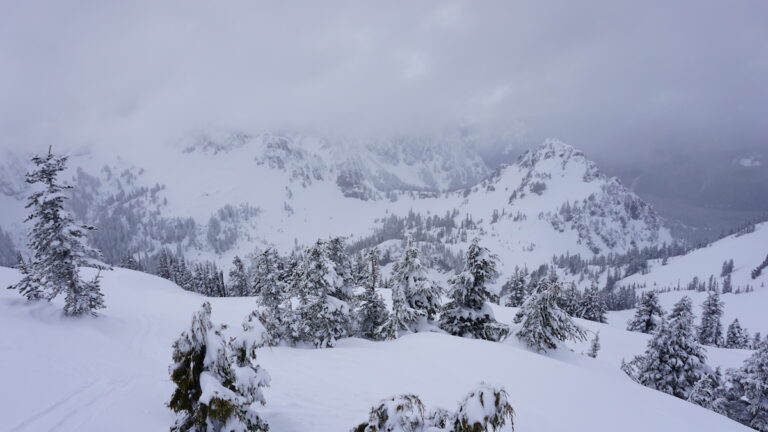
453,383,514,432
502,267,527,307
697,290,724,347
725,318,751,349
722,273,733,294
578,284,606,323
720,340,768,431
354,247,389,340
326,236,355,301
636,296,707,399
688,368,724,410
353,394,428,432
439,238,508,341
10,149,105,316
588,331,601,358
513,277,586,352
379,277,423,340
626,291,664,334
228,256,249,297
559,283,582,317
295,240,351,348
168,302,269,432
392,236,442,320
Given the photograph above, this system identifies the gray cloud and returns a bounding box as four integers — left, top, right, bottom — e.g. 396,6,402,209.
1,0,766,157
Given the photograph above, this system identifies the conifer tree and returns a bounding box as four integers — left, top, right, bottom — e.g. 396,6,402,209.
725,318,751,349
637,296,707,399
688,368,724,410
626,291,665,334
698,290,724,347
392,236,442,320
722,273,733,294
514,277,586,352
295,240,351,348
440,238,508,341
354,247,389,340
559,283,582,317
720,340,768,431
588,331,601,358
228,256,249,297
252,248,283,298
502,267,527,307
379,277,423,340
578,284,606,323
453,383,515,432
326,236,355,301
10,148,105,316
168,302,269,432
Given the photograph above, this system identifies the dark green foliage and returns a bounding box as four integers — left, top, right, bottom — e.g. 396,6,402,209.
440,238,508,341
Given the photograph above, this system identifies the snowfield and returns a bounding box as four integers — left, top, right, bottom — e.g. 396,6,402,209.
0,265,754,432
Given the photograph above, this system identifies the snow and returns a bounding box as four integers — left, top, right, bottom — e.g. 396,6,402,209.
0,265,753,431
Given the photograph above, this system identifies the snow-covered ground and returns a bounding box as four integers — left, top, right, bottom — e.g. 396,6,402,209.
0,265,754,431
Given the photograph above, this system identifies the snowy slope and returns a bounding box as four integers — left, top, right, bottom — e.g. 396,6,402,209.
619,221,768,292
0,266,751,432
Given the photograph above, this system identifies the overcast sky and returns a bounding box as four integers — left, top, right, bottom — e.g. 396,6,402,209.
1,0,766,158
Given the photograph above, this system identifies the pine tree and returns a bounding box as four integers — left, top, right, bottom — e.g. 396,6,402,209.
452,383,515,432
725,318,751,349
439,238,508,341
514,278,586,352
168,302,269,432
626,291,665,334
637,296,707,399
379,277,423,340
688,368,724,410
326,236,355,301
392,236,442,321
697,290,724,347
559,283,582,317
120,254,143,271
722,273,733,294
228,256,249,297
252,248,283,297
720,340,768,431
578,284,606,323
502,267,527,307
10,148,105,316
295,240,351,348
354,247,389,340
588,331,601,358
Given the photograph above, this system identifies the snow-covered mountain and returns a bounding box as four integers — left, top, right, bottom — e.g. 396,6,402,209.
0,136,671,273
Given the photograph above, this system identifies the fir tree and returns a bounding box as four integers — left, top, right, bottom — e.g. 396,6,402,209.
452,383,515,432
379,277,423,340
392,236,442,321
514,278,586,352
502,267,527,307
439,238,508,341
697,290,724,347
252,248,283,298
120,254,143,271
688,368,724,410
720,340,768,431
578,284,606,323
228,256,249,297
10,148,105,316
722,273,733,294
354,247,389,340
295,240,351,348
725,318,751,349
626,291,665,334
168,302,269,432
559,283,582,317
326,236,355,301
588,331,601,358
636,296,707,399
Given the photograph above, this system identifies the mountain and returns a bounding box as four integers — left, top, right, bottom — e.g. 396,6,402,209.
0,136,671,274
0,265,752,432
